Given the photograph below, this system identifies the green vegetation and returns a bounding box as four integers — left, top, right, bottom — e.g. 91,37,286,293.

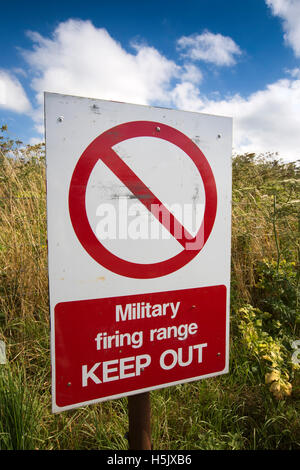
0,125,299,449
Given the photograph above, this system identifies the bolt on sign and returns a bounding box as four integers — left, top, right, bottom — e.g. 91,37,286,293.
44,92,232,413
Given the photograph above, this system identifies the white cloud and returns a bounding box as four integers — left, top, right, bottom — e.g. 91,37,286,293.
173,76,300,161
170,82,204,112
177,30,242,66
0,70,31,113
22,19,180,132
29,136,43,145
10,18,300,161
180,64,203,84
266,0,300,56
286,67,300,78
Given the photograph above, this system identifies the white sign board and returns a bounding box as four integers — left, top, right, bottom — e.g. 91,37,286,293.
45,92,232,413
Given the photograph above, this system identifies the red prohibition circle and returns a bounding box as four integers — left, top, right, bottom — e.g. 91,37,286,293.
68,121,217,279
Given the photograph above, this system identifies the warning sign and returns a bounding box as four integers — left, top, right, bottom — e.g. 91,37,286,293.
69,120,217,278
45,92,232,413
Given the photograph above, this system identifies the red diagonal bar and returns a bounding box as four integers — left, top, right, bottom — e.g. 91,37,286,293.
99,147,196,248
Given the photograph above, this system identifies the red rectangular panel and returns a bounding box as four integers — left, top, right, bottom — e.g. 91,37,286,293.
54,285,227,408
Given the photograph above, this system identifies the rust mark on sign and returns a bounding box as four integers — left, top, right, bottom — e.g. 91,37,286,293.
91,104,101,114
111,192,152,200
192,135,201,145
192,185,200,204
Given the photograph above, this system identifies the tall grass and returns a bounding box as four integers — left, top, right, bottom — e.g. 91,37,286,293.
0,364,44,449
0,127,299,450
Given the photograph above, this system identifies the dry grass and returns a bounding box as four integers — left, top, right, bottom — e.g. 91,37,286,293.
0,134,299,449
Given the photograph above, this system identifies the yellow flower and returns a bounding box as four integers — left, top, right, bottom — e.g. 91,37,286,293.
262,354,272,362
269,381,281,398
281,382,292,397
265,370,280,384
269,381,292,399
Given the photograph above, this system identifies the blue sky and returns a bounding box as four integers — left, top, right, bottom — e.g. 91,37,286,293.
1,0,300,161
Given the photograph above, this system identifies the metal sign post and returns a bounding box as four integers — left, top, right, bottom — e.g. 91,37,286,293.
128,392,151,450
